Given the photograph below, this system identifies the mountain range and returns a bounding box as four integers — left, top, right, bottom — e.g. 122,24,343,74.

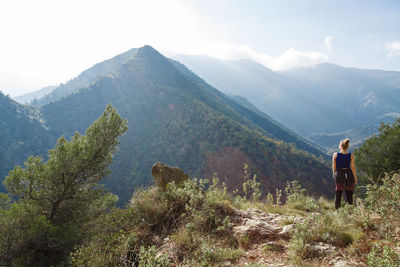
13,85,57,104
1,46,331,204
174,55,400,150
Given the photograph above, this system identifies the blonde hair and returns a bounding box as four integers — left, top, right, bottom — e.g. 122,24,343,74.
339,138,350,151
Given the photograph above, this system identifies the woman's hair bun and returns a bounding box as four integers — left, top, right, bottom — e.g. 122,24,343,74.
339,138,350,150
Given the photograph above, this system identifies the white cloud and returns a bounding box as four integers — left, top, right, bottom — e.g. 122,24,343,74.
386,41,400,58
269,48,328,70
325,36,333,51
171,42,328,71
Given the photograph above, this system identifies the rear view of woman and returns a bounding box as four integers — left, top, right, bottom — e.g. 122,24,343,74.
332,139,358,209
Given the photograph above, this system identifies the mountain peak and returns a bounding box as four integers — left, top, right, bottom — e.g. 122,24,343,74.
137,45,162,58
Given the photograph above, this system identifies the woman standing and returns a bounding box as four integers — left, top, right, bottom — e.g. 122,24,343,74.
332,139,358,209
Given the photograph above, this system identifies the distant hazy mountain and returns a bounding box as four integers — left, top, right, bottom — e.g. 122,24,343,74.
34,48,139,105
308,125,379,154
1,46,332,205
0,93,53,188
13,85,57,104
174,55,400,149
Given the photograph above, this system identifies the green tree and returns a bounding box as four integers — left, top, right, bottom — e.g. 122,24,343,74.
0,104,127,266
355,119,400,182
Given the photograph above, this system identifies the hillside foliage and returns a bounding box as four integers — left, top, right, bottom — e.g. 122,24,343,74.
0,92,53,188
27,46,331,204
355,118,400,182
0,105,127,266
71,170,400,266
175,55,400,148
0,102,399,265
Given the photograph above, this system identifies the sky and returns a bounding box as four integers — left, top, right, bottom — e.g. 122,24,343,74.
0,0,399,97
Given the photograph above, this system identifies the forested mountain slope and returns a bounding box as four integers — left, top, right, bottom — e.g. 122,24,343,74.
168,58,326,156
0,93,52,187
39,46,331,204
174,55,400,149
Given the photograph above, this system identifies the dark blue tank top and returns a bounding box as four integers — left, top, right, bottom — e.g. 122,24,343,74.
336,152,351,169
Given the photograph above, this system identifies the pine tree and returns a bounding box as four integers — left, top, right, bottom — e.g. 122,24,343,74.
0,104,127,266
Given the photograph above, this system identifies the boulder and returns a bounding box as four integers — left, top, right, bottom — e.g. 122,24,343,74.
151,162,190,191
333,260,367,267
278,224,294,238
304,242,337,258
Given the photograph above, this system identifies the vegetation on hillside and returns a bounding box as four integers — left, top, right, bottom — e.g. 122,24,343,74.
36,46,331,204
355,118,400,182
0,92,53,189
175,55,400,148
0,46,331,206
0,105,127,266
67,169,399,266
1,111,399,266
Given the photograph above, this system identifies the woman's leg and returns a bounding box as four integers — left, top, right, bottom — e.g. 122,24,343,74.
345,190,353,205
335,190,343,209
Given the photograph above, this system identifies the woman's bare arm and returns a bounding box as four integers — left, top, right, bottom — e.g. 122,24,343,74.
351,154,357,184
332,153,337,176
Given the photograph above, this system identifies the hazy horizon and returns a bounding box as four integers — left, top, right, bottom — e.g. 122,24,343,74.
1,0,399,97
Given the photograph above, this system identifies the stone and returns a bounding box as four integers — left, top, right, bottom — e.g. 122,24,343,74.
151,162,190,191
156,239,178,264
233,219,282,240
334,260,357,267
278,224,294,238
293,216,304,223
304,243,337,258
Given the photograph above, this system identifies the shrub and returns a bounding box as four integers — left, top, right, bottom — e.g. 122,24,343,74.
242,164,261,202
265,193,274,206
138,246,170,267
365,173,400,218
201,244,244,265
285,180,319,212
364,172,400,240
289,207,363,260
72,176,239,265
367,242,400,267
275,189,282,205
355,119,400,182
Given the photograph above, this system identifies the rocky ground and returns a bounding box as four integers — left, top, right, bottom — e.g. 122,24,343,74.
158,208,369,266
231,208,367,267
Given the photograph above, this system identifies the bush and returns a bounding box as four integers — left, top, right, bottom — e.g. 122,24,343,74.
355,118,400,182
201,244,243,265
285,180,320,212
367,242,400,267
365,173,400,218
289,207,363,260
242,163,261,202
72,177,238,265
138,246,170,267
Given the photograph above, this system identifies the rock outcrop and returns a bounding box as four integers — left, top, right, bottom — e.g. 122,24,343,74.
231,208,303,245
151,162,190,191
